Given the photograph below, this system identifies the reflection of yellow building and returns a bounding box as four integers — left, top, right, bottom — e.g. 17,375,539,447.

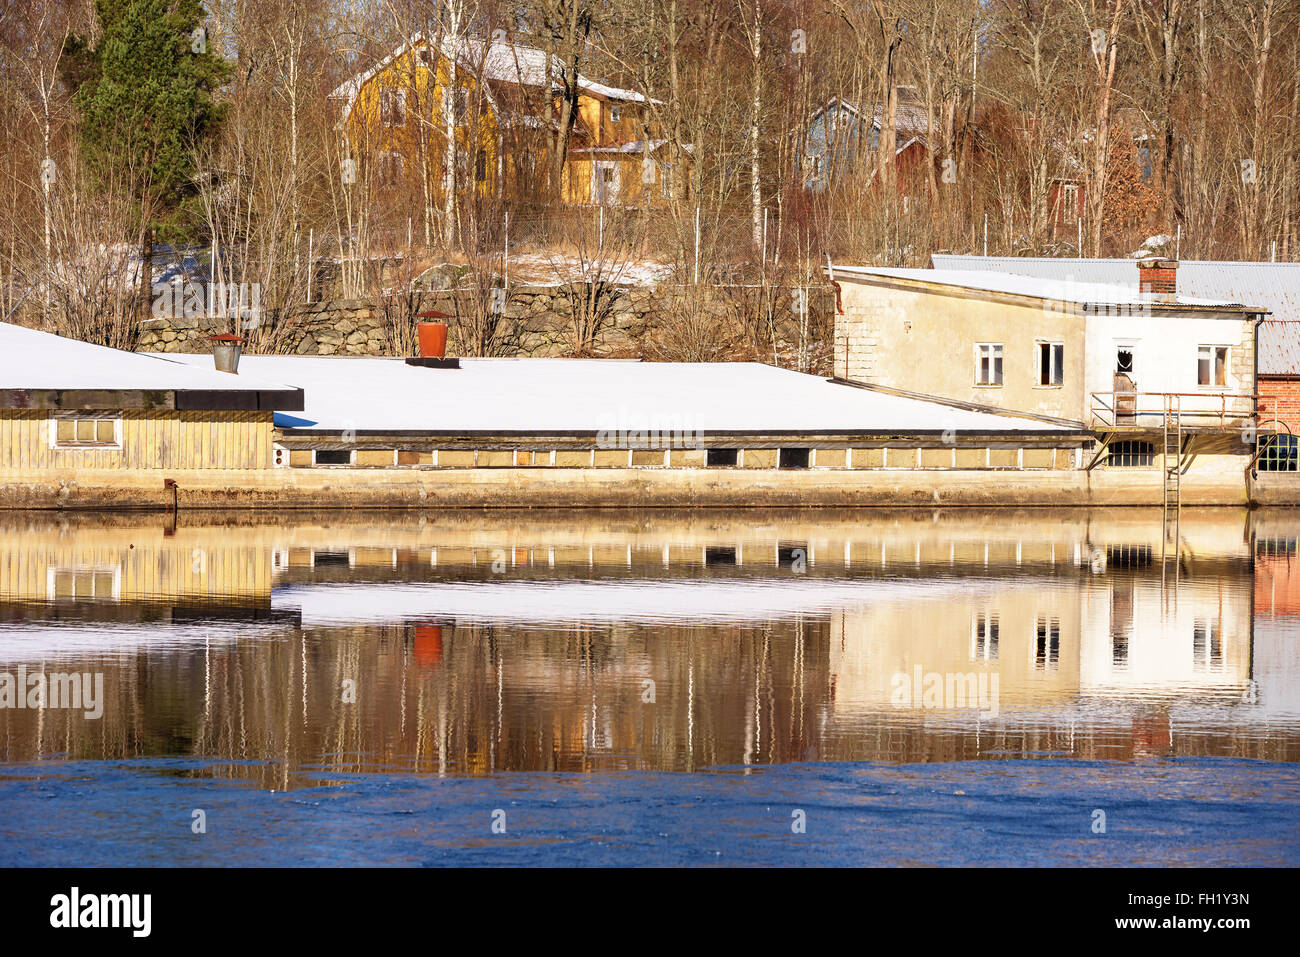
0,523,273,609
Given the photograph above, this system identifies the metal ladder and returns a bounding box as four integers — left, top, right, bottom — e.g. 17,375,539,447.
1161,397,1182,610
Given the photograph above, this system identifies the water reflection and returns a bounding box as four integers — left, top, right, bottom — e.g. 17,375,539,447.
0,508,1296,788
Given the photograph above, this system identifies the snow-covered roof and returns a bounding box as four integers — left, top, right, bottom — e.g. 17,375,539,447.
329,34,648,119
0,323,302,410
933,255,1295,322
153,356,1067,434
831,266,1258,312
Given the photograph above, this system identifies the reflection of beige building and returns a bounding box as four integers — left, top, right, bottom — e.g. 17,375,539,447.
830,571,1252,718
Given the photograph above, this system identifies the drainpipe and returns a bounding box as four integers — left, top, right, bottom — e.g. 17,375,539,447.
164,478,178,514
1248,313,1264,501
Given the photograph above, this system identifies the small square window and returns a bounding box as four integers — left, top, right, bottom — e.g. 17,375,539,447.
96,419,115,443
1198,345,1229,386
610,105,622,123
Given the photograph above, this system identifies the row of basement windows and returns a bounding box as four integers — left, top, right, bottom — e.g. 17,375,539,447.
975,343,1232,387
288,447,1074,469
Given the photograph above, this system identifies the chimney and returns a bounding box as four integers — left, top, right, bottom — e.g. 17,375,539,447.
1138,257,1178,301
207,333,245,374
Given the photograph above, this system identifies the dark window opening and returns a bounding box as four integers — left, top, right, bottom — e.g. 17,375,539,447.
1106,544,1153,568
313,551,350,567
1107,440,1155,467
1116,347,1134,375
974,614,999,661
706,448,738,467
777,544,808,569
1112,633,1129,668
1038,342,1064,386
1256,535,1298,557
704,546,737,567
779,448,811,469
315,449,352,466
1035,617,1060,670
475,149,488,184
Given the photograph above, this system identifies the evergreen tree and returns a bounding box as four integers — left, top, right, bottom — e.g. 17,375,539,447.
63,0,231,312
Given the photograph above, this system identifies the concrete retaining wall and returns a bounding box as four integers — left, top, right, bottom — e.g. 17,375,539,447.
0,463,1261,510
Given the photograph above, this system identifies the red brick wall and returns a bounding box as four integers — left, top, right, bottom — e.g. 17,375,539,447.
1256,555,1300,618
1258,377,1300,434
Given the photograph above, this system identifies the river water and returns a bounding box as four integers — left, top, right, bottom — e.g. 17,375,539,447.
0,508,1296,866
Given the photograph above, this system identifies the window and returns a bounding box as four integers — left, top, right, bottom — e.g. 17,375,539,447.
1106,544,1153,568
1035,617,1060,670
475,148,488,184
1061,183,1078,218
377,151,405,186
52,415,119,449
315,449,353,466
706,448,738,466
972,613,999,661
976,344,1003,386
609,105,622,123
418,48,431,67
779,448,810,469
47,565,120,602
1038,342,1064,386
379,89,406,127
1258,435,1299,472
1107,440,1155,467
1198,345,1229,387
704,546,737,566
1193,619,1222,673
1116,346,1134,375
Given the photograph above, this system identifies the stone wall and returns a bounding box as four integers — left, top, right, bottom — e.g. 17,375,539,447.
137,283,836,362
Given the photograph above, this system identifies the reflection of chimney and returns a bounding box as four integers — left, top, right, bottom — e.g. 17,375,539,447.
207,333,245,374
1138,257,1178,302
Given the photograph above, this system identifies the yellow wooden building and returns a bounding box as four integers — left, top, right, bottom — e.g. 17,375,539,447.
330,35,690,208
0,323,303,484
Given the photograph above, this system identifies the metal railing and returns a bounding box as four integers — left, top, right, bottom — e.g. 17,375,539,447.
1090,390,1259,430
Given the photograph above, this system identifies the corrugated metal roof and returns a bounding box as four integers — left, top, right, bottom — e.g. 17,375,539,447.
932,254,1300,374
1259,320,1300,376
832,265,1242,308
932,254,1298,321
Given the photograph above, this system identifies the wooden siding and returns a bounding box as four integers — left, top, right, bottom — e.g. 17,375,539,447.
0,530,272,605
0,410,274,470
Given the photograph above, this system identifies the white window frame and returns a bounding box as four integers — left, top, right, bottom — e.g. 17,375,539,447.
975,343,1004,387
46,564,122,602
1037,341,1064,387
1197,344,1230,388
1061,183,1078,218
49,413,123,450
1115,342,1137,376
